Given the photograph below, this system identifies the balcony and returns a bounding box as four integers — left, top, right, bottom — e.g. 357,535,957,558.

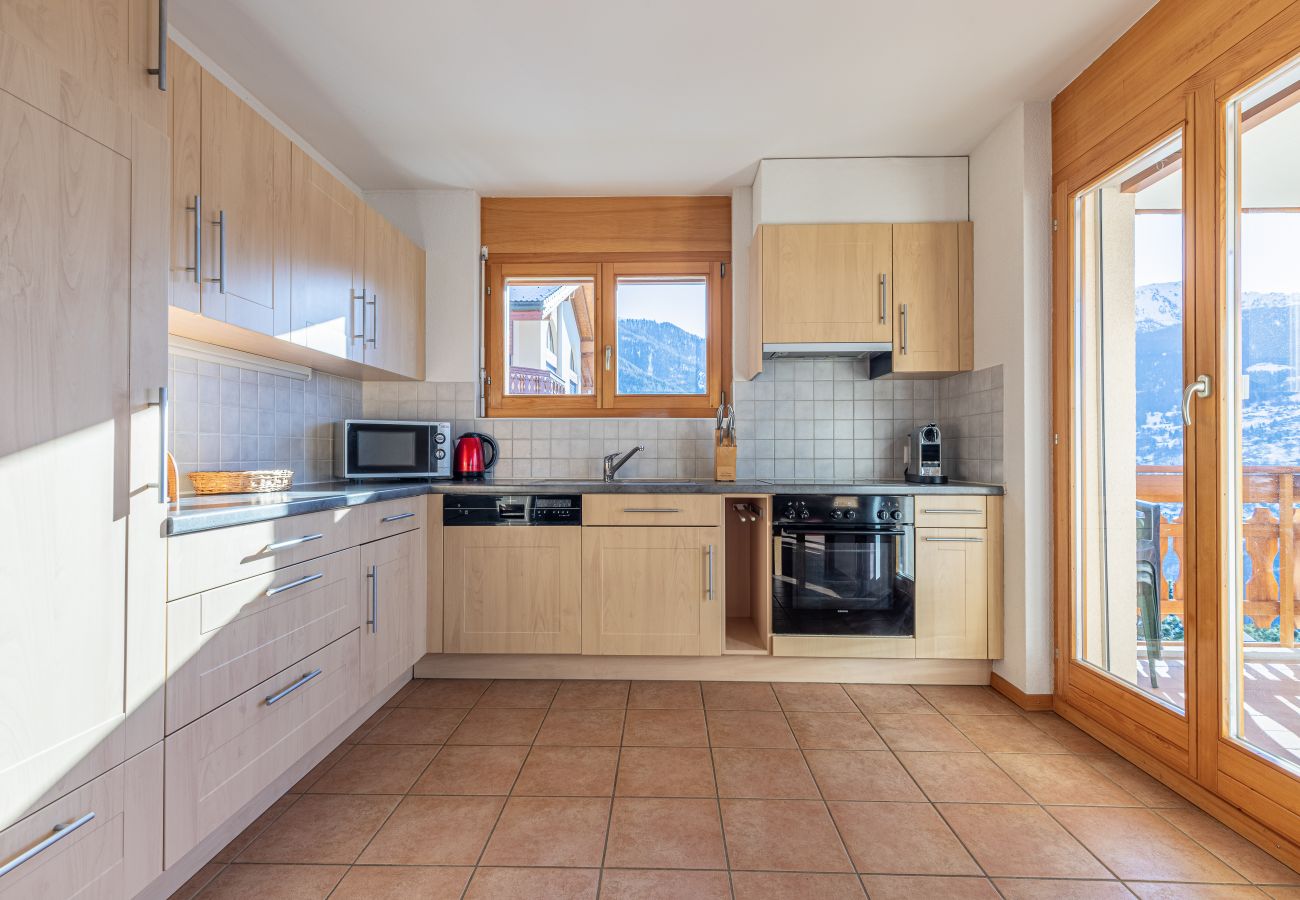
508,366,566,396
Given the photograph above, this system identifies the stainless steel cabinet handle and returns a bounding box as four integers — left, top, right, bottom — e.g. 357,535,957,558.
622,508,680,514
265,533,324,552
365,295,378,348
923,536,984,543
146,0,167,90
706,545,715,601
207,210,227,293
879,273,888,324
921,508,977,514
351,289,366,342
604,345,613,370
1181,374,1212,426
900,303,908,354
185,195,201,284
366,564,378,633
264,572,324,597
265,668,322,705
381,512,416,523
0,812,96,878
147,385,168,503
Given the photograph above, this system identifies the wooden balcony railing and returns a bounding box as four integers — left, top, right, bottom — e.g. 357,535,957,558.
508,367,565,396
1136,465,1297,648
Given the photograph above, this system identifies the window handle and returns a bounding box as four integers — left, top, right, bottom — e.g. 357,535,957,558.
1182,374,1212,426
604,345,612,370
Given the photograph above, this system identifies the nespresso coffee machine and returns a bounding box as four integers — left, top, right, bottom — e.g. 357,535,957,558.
904,423,947,484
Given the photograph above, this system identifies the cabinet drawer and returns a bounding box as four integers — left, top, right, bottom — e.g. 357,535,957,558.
168,508,352,599
353,497,426,545
164,632,359,867
0,745,162,900
583,494,720,527
165,548,361,733
914,495,986,528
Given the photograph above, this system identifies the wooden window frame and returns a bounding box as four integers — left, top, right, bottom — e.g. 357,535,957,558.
485,258,730,418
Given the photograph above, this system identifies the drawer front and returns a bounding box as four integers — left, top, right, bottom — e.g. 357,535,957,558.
0,745,162,900
914,495,987,529
164,632,359,867
168,508,352,600
165,547,362,733
583,494,721,527
353,497,426,545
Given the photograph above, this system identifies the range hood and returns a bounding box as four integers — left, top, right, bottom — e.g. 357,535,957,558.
761,342,892,359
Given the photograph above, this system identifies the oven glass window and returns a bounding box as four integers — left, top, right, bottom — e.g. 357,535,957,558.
773,529,915,637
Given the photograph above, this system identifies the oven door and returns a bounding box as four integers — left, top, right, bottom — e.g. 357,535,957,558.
346,422,432,477
772,524,915,637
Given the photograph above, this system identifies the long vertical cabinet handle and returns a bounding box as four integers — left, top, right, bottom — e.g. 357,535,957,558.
705,545,715,601
879,274,888,324
148,386,168,503
900,304,908,355
185,195,202,283
146,0,167,90
351,290,366,343
207,211,227,293
0,813,96,878
366,564,378,632
365,296,377,348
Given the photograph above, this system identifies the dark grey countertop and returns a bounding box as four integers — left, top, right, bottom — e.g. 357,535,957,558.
167,477,1005,536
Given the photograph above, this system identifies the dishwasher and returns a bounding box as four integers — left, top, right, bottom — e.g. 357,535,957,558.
443,494,582,526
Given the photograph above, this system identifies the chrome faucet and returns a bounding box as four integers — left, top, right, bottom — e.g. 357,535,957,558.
603,445,645,482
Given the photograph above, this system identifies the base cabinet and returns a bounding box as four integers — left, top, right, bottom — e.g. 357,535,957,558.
914,527,991,659
581,526,722,656
443,527,582,654
358,529,425,699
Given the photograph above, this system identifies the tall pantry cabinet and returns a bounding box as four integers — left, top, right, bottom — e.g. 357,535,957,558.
0,0,170,896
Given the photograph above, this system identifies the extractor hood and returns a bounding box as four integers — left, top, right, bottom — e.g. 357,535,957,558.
761,342,892,359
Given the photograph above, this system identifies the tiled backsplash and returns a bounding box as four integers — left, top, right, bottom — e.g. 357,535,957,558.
168,353,362,489
935,366,1005,483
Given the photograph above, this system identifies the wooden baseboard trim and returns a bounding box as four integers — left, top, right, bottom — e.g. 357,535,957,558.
415,653,992,684
990,672,1054,710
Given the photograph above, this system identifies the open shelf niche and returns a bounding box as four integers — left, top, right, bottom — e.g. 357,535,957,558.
723,495,772,655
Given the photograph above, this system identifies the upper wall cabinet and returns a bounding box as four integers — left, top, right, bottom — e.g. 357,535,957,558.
883,222,973,377
361,206,425,380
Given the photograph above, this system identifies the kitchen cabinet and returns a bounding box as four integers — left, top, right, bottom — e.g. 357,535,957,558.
914,496,1002,659
358,528,426,699
443,527,583,654
581,526,723,656
427,495,445,653
361,206,425,379
888,221,973,375
128,0,168,131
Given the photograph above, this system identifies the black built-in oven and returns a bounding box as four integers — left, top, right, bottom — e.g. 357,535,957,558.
771,495,915,638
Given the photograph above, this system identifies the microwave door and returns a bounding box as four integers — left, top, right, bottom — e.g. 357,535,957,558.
348,423,430,476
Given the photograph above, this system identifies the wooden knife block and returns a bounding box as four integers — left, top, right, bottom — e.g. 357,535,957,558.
714,439,736,482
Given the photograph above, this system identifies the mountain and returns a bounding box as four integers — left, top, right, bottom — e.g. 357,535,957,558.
616,319,706,394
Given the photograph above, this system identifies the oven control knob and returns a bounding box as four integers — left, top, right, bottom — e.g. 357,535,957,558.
890,510,902,521
845,509,857,520
783,504,796,519
876,510,888,521
799,508,810,519
830,509,843,520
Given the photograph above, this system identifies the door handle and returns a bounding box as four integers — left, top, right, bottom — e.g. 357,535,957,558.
381,512,416,523
264,572,324,597
0,812,96,878
900,304,908,354
265,668,322,705
879,273,888,324
146,0,167,91
265,533,324,552
185,195,201,284
365,295,378,347
1182,374,1212,426
147,386,168,503
207,210,227,293
705,545,715,601
351,289,366,342
923,536,984,543
367,564,379,633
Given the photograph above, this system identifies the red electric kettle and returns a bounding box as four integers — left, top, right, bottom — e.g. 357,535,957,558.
453,432,498,479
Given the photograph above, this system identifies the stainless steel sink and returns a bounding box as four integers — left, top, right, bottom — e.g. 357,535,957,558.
533,479,712,488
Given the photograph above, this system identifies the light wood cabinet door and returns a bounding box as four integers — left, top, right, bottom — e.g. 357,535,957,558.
168,41,202,313
891,222,973,375
914,527,989,659
127,0,166,131
200,70,290,335
760,223,892,345
582,527,722,656
443,527,582,654
361,208,424,379
427,495,444,654
358,529,425,698
0,0,131,111
290,144,363,360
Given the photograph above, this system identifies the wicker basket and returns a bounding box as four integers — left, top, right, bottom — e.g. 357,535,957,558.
188,469,294,495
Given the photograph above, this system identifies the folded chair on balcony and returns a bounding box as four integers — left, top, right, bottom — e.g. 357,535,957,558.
1137,560,1162,689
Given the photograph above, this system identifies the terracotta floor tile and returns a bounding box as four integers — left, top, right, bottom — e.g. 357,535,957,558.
804,750,925,802
236,794,398,864
859,875,1000,899
623,708,709,747
480,796,610,867
534,708,625,746
629,680,703,709
721,798,852,872
307,743,437,794
706,709,797,748
773,682,858,712
992,753,1142,806
1081,755,1191,808
171,862,223,899
345,708,391,743
212,794,297,863
730,871,866,899
599,868,731,899
949,714,1069,753
358,707,467,744
786,711,884,750
994,879,1136,899
551,679,629,708
384,679,420,707
915,684,1020,715
1265,889,1300,899
512,745,618,796
446,707,546,745
868,713,978,752
939,802,1110,879
828,800,980,875
463,867,599,900
194,863,345,899
410,744,527,794
1128,886,1268,899
401,678,491,708
476,678,560,708
1157,808,1300,885
712,747,819,799
357,795,504,865
897,751,1033,804
844,683,938,715
329,865,473,899
615,746,716,797
289,744,349,793
1049,805,1246,883
1022,711,1111,753
702,681,781,710
605,797,727,869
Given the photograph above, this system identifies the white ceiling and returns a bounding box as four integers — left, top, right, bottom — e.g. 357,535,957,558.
171,0,1157,195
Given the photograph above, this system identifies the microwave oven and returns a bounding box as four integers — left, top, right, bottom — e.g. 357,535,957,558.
335,419,452,480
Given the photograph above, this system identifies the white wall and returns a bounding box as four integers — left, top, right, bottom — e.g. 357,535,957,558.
969,103,1053,696
364,190,481,384
730,186,753,380
751,157,969,224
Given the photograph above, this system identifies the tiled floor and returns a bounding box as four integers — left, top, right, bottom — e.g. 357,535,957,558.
172,679,1300,899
